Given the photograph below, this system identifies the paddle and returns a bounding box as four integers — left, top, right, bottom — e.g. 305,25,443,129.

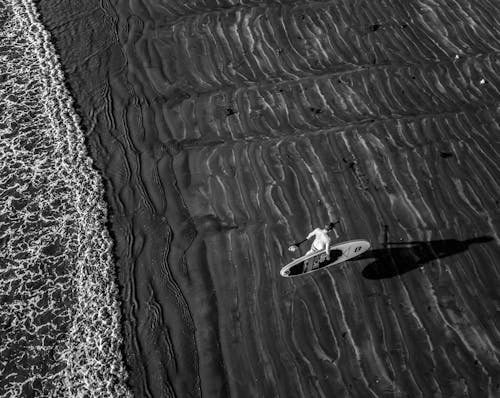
288,220,340,252
288,238,308,252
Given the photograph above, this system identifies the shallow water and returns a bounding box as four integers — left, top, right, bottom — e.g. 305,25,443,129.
34,0,500,396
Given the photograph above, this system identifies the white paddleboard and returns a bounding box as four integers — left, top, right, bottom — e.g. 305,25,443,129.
280,239,370,277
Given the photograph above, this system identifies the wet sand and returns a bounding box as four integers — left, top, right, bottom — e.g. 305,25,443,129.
37,0,500,396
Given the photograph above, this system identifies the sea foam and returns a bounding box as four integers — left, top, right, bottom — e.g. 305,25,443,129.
0,1,130,396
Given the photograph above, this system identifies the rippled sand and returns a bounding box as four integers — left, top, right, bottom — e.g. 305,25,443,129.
35,0,500,397
0,1,130,396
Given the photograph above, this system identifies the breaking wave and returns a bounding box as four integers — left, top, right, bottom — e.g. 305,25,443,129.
0,0,130,396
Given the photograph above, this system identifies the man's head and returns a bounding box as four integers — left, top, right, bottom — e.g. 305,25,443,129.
324,222,336,232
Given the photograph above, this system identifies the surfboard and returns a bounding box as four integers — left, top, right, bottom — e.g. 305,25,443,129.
280,239,371,277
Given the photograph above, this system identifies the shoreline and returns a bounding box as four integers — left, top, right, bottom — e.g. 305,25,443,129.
1,1,130,396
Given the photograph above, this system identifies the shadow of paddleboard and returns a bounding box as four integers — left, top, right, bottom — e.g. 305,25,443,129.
357,236,494,279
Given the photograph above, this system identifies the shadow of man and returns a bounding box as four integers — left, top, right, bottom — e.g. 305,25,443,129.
357,226,494,279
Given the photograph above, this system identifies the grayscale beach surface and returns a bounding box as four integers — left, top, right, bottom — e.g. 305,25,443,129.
4,0,500,397
0,1,130,396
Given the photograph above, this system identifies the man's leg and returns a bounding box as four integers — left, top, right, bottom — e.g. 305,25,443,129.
304,247,318,272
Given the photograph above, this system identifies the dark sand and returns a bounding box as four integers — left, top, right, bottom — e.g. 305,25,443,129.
37,0,500,396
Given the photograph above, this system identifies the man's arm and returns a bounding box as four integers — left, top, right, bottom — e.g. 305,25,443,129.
306,229,317,240
325,240,330,259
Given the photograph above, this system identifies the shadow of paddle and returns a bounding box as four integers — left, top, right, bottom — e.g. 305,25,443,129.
356,236,494,279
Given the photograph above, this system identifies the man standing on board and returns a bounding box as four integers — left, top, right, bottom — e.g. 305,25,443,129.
305,222,336,261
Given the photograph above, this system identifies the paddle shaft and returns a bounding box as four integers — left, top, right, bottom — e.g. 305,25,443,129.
293,238,308,247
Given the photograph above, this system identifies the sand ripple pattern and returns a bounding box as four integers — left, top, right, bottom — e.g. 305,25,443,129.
38,0,500,397
0,1,130,396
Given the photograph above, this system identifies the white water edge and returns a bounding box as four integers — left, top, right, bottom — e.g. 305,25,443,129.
0,1,131,396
